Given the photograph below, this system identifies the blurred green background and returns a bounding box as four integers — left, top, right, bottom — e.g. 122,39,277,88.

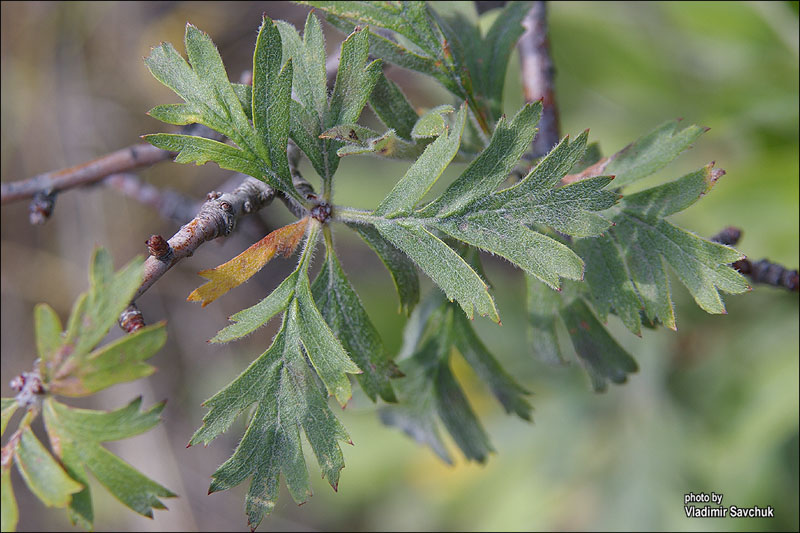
1,1,797,531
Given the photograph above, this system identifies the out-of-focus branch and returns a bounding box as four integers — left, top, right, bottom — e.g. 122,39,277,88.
1,124,221,224
1,143,170,204
711,227,799,292
518,1,560,159
104,173,200,224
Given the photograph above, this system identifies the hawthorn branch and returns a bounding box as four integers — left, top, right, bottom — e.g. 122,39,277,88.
129,176,277,306
519,1,560,159
122,142,315,330
1,124,221,223
103,173,200,224
711,227,799,292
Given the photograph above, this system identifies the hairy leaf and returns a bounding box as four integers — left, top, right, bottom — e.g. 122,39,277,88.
578,162,749,334
339,106,615,317
312,247,400,403
277,13,380,195
190,306,351,530
1,462,18,532
145,19,299,200
42,397,175,526
346,223,420,314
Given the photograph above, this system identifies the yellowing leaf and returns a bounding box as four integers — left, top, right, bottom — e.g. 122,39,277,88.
188,217,310,307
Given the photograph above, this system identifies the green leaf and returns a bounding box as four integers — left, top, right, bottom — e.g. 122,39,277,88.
374,104,466,217
346,223,420,315
559,299,638,392
13,427,83,508
525,275,566,365
328,27,382,128
374,220,498,321
34,303,62,366
381,298,529,463
253,16,293,183
143,134,267,180
1,463,18,533
2,399,18,438
604,119,707,188
53,323,166,397
210,271,299,343
338,111,615,314
578,163,749,333
277,14,380,195
312,247,399,403
451,311,531,420
42,397,175,523
145,21,298,199
190,306,350,530
411,105,455,139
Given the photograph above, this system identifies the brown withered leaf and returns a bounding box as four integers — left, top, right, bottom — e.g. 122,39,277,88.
188,217,310,307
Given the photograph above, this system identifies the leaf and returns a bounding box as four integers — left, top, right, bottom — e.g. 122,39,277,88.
143,134,267,180
604,119,707,188
34,303,62,366
374,220,498,321
381,297,530,463
50,324,167,397
13,427,84,508
338,107,616,316
42,397,175,525
525,274,565,365
1,463,18,533
559,299,638,392
145,20,299,199
210,271,299,343
1,398,18,437
277,14,380,195
308,1,533,127
346,223,420,315
187,217,310,307
190,306,351,530
578,162,749,333
312,247,400,403
374,104,466,217
253,16,294,182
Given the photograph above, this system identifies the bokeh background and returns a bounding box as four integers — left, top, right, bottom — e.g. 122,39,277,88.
1,1,797,531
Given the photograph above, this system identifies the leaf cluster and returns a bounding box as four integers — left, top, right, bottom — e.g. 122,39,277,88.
1,249,172,532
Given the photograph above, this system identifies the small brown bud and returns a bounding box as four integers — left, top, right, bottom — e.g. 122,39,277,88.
119,304,145,333
146,235,171,260
310,202,332,223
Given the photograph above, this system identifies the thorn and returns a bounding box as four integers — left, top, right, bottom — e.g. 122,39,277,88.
497,320,502,326
186,443,192,448
333,482,339,493
608,175,616,180
347,439,354,446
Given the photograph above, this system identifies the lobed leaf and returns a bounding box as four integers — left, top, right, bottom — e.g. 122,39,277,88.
1,398,17,437
369,71,419,140
559,299,639,392
42,397,175,525
191,306,351,530
312,248,400,403
1,463,17,532
578,163,749,333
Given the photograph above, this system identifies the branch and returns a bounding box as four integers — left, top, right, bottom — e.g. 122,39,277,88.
1,124,221,223
518,1,560,159
122,142,317,330
103,173,200,224
130,176,277,306
711,227,799,292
